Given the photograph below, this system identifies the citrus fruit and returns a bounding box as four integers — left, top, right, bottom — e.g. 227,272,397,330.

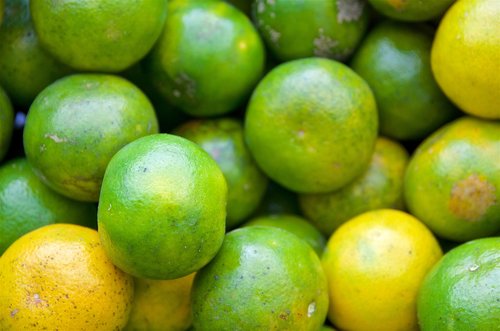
404,117,500,242
253,180,301,216
23,74,159,202
300,137,409,237
367,0,455,21
431,0,500,119
322,209,442,331
0,0,4,25
98,134,227,280
0,0,70,107
0,86,14,162
418,237,500,331
245,57,378,193
174,118,268,229
125,273,195,331
350,21,459,140
252,0,369,62
0,158,96,254
0,224,134,330
30,0,167,72
244,214,326,256
146,0,265,117
192,226,328,330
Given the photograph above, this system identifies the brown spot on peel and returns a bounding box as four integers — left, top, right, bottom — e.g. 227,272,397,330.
448,174,496,221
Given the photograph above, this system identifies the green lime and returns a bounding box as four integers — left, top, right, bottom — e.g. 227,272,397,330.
0,158,96,254
146,0,265,117
253,180,301,216
252,0,369,61
243,214,326,256
30,0,167,72
23,74,159,202
244,57,378,193
418,237,500,330
404,117,500,242
174,118,268,229
300,137,409,236
98,134,227,280
192,226,328,330
0,86,13,162
350,21,459,140
0,0,70,107
367,0,455,21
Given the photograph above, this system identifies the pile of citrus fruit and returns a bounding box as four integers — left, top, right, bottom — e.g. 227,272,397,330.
0,0,498,330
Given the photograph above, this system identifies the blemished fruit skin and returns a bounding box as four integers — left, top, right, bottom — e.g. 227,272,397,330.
300,137,409,237
252,0,369,62
417,237,500,331
0,86,14,162
322,209,443,331
192,226,329,331
0,224,134,331
431,0,500,119
245,57,378,194
0,0,71,107
98,134,227,280
243,214,326,256
350,21,459,141
146,0,265,117
174,118,268,229
125,273,195,331
404,117,500,242
367,0,455,21
30,0,167,72
0,158,96,254
23,74,159,202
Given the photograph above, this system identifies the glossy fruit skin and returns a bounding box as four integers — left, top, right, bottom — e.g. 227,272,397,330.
245,57,378,194
322,209,443,331
351,21,459,140
252,0,369,62
23,74,159,202
244,214,326,256
30,0,167,72
192,226,329,331
404,117,500,242
146,0,265,117
125,273,195,331
418,237,500,331
0,224,134,330
0,158,96,254
0,0,70,107
0,86,13,162
368,0,455,21
98,134,227,280
300,137,409,237
174,118,267,229
432,0,500,119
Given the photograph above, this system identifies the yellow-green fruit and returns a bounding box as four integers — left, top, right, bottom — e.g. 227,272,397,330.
0,0,71,107
368,0,455,21
431,0,500,119
404,117,500,242
0,86,13,162
0,158,96,254
0,224,134,330
252,0,369,62
146,0,265,117
174,118,268,229
125,273,195,331
300,137,409,237
30,0,167,72
98,134,227,280
245,57,378,193
418,237,500,331
23,74,159,202
192,226,329,330
322,209,442,331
